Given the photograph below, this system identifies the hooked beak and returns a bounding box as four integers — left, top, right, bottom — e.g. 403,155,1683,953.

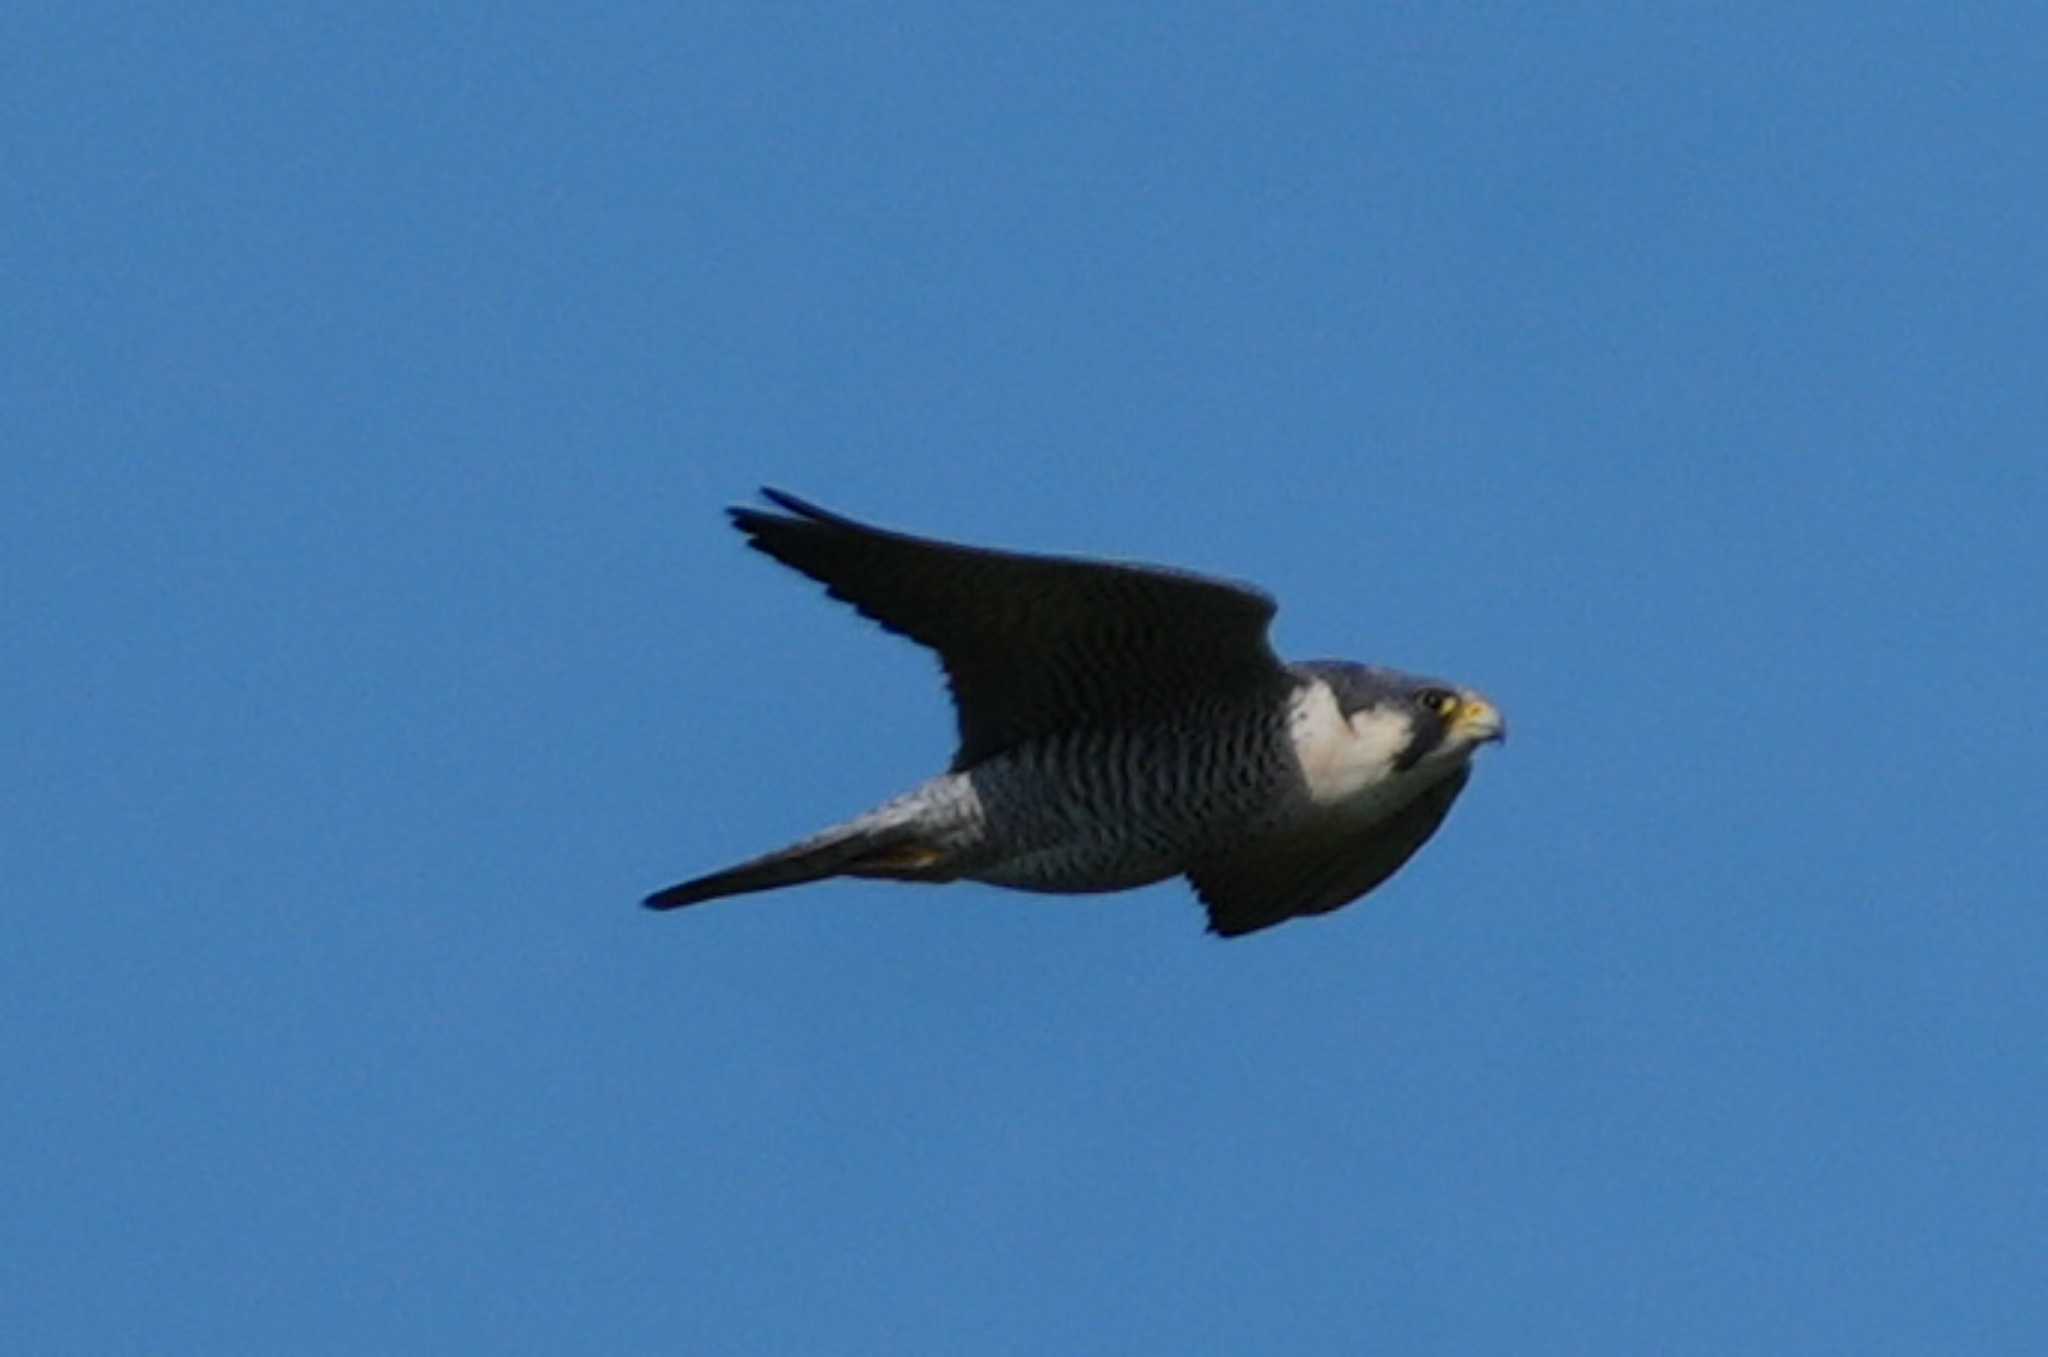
1453,694,1507,746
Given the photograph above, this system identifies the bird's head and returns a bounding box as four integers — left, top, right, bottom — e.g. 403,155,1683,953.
1392,678,1506,770
1288,662,1506,805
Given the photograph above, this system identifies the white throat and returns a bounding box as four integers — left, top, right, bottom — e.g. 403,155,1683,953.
1286,679,1445,812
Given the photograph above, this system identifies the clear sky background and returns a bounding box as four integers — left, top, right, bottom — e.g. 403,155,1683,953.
8,5,2045,1353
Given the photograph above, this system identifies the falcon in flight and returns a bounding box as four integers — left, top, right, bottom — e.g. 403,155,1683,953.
645,490,1506,936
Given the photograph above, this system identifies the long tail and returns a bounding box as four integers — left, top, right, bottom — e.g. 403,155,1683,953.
642,810,953,912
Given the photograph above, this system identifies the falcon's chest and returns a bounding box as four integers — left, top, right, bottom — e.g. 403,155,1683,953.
1285,679,1422,811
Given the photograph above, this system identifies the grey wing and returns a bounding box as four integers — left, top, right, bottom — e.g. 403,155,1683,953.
729,489,1290,768
1189,767,1473,938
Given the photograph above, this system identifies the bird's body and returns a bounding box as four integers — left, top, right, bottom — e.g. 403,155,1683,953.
646,491,1506,936
872,690,1294,894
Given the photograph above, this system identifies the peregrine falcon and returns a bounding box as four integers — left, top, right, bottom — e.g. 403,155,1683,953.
645,490,1506,937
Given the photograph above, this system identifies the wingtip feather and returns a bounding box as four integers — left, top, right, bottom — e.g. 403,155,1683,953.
642,882,709,911
756,487,845,523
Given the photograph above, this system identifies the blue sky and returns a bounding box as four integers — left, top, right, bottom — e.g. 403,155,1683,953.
8,4,2046,1352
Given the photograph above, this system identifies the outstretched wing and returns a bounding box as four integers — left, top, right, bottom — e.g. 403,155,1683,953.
730,489,1290,768
1189,767,1473,938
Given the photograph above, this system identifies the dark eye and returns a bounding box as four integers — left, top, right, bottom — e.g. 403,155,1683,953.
1416,688,1456,716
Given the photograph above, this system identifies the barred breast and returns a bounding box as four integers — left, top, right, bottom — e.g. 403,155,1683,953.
960,693,1300,893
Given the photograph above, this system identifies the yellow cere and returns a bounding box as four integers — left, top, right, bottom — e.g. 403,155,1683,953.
1455,697,1502,732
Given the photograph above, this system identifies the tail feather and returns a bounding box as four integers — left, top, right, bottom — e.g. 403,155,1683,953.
642,822,938,912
